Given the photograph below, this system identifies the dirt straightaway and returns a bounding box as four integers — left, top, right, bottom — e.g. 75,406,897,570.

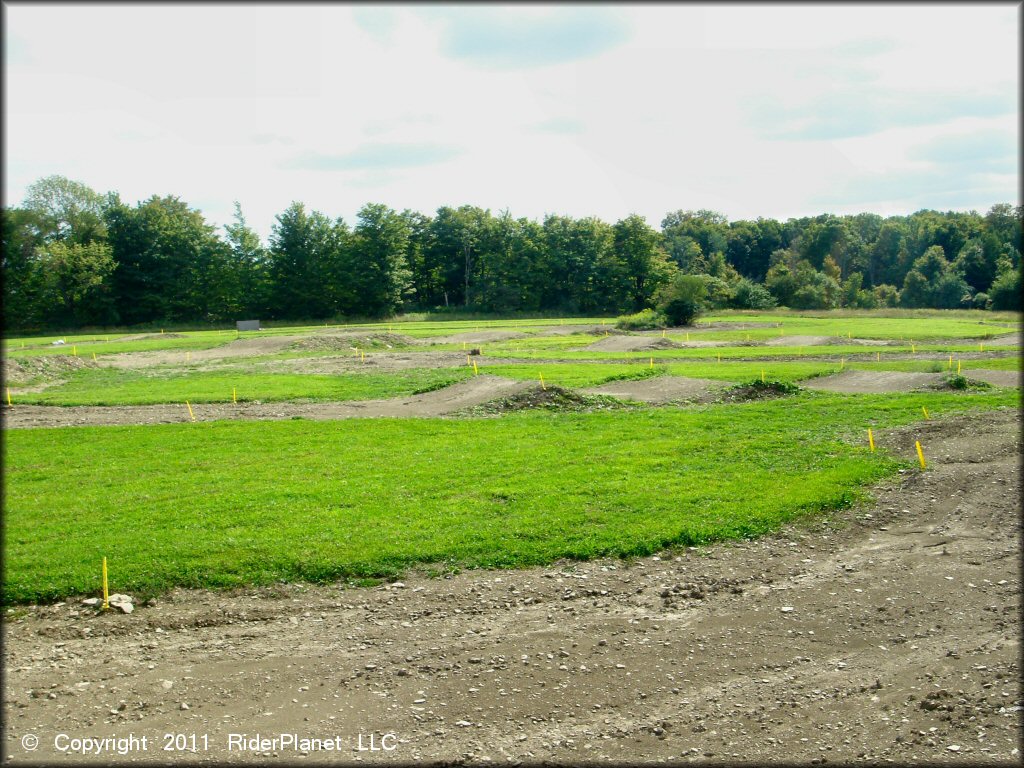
102,336,305,369
805,370,948,394
0,376,533,428
962,369,1022,388
1,409,1018,764
583,376,729,403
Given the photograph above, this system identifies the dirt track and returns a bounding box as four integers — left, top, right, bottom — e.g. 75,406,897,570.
583,376,728,403
0,376,534,428
2,408,1020,764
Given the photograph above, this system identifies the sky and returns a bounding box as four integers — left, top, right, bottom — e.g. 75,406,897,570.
3,3,1019,240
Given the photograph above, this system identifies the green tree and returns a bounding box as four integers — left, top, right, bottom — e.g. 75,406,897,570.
22,175,108,245
988,259,1022,311
348,203,412,317
35,241,117,325
656,273,708,326
614,214,675,309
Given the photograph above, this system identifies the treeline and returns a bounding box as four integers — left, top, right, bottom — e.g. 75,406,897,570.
2,175,1021,330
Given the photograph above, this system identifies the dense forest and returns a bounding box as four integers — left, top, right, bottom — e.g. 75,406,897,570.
2,175,1021,330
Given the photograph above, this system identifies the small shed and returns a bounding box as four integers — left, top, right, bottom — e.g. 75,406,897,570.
236,320,261,331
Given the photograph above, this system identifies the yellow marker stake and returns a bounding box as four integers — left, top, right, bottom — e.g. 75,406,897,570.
650,357,654,368
922,406,929,419
876,351,880,362
186,400,195,421
467,355,471,366
232,387,237,404
957,359,961,374
6,388,11,407
92,351,97,362
540,372,546,390
186,351,191,363
73,345,77,356
868,428,875,452
686,332,690,342
472,360,478,375
979,343,984,352
848,332,851,339
161,329,164,334
840,358,845,370
911,343,915,353
761,370,765,383
717,353,721,363
948,354,952,369
102,557,109,611
662,329,666,338
915,441,926,469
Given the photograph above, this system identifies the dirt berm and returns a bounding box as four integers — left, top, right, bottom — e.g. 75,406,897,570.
2,408,1019,764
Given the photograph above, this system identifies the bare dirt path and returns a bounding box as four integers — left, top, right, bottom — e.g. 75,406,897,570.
0,376,534,429
2,409,1019,764
103,337,304,369
805,370,947,394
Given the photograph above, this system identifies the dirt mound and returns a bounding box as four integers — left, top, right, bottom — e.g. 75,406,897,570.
764,335,838,347
540,324,622,336
462,384,627,414
288,333,414,352
427,330,528,344
960,368,1021,388
805,370,944,393
2,354,94,387
584,375,728,403
584,335,679,352
116,332,187,341
716,380,800,402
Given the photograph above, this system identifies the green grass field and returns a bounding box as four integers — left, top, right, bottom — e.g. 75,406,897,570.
3,389,1016,604
3,309,1021,605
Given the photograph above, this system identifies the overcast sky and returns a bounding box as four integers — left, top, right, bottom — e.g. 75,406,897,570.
3,3,1019,240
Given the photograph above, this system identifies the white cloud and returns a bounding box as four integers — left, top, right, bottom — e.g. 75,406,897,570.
3,4,1018,239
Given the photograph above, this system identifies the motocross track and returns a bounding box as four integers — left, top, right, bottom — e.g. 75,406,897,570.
2,408,1020,764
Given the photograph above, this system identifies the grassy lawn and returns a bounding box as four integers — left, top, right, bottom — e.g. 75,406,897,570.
3,389,1017,604
11,367,473,406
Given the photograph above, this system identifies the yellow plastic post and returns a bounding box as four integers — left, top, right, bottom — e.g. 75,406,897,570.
361,350,365,363
948,354,952,369
649,357,654,368
102,557,109,610
186,351,191,362
761,370,765,383
911,343,915,353
922,406,929,419
840,358,845,370
467,354,471,366
472,360,478,375
161,329,164,334
6,388,11,407
979,343,984,352
686,332,690,341
717,353,721,363
662,329,666,338
957,359,961,374
540,372,546,390
915,441,926,469
92,351,97,361
876,351,880,362
73,345,77,356
186,400,195,421
232,387,237,404
868,428,875,452
848,331,851,339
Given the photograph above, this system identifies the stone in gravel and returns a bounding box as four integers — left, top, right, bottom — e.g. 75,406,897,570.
82,598,99,606
781,606,795,612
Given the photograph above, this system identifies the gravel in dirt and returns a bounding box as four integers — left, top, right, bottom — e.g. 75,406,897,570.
3,409,1018,764
583,376,729,403
0,376,535,428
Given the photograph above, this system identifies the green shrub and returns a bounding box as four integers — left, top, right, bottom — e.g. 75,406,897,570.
615,308,667,330
656,274,708,326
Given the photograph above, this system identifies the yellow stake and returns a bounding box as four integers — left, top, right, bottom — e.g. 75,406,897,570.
915,441,926,469
911,343,915,353
92,352,97,362
922,406,929,419
979,342,984,352
540,372,546,390
848,331,851,339
186,400,195,421
876,351,880,362
232,387,237,404
717,353,721,363
102,557,109,611
186,351,191,363
948,354,952,369
73,345,77,356
472,360,478,375
662,329,666,338
761,369,765,383
840,358,845,370
686,332,690,341
361,350,365,363
6,388,11,407
467,354,471,366
650,357,654,369
957,359,961,374
868,428,875,452
161,329,164,334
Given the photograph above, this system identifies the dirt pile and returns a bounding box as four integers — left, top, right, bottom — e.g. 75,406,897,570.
2,354,94,387
461,384,628,415
716,379,800,402
584,375,728,403
805,370,946,394
584,335,680,353
426,330,528,344
288,333,414,352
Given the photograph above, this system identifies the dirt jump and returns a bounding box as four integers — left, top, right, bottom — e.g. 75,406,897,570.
584,336,679,353
2,408,1019,763
583,376,729,403
805,370,948,394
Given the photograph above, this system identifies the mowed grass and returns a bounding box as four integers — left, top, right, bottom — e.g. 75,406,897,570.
3,389,1017,604
12,367,473,406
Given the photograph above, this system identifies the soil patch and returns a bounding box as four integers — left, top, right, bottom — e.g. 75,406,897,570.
539,324,620,336
960,368,1021,388
584,375,728,403
102,336,305,368
764,334,839,346
714,380,800,402
115,332,188,342
2,409,1017,763
804,370,946,393
287,333,415,352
